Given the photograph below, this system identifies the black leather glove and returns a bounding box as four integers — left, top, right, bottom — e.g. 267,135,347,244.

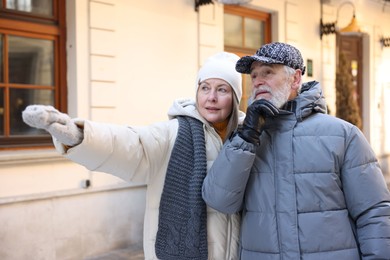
238,99,280,145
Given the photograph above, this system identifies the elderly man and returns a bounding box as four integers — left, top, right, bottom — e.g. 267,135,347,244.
202,42,390,259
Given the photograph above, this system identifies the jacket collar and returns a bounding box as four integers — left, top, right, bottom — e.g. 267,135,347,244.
262,81,327,132
281,81,327,121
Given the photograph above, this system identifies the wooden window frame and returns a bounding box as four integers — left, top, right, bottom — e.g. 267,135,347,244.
0,0,67,150
224,5,271,111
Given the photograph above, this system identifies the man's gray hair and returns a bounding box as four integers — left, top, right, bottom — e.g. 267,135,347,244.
284,65,302,93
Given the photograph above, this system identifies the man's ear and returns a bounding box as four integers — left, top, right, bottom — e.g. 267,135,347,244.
291,69,302,91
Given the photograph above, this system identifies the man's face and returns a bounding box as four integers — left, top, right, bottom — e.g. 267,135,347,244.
249,62,296,108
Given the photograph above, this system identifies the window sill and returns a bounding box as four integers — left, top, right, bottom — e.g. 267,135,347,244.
0,149,66,166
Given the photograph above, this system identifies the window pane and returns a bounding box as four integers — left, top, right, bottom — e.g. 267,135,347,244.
6,0,53,16
10,88,54,135
245,18,264,49
0,34,3,82
224,14,243,47
8,36,54,86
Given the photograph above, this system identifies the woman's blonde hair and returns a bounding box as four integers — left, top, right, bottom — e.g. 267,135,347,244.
224,95,239,142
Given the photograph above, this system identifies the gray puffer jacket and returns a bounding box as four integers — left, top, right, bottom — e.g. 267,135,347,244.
202,81,390,259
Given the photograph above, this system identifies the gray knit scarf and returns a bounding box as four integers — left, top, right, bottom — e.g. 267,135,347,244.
155,116,208,260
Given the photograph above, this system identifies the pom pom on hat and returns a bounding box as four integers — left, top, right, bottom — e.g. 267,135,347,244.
196,52,243,103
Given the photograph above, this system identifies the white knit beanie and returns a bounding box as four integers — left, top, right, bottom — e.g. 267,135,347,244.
196,52,243,103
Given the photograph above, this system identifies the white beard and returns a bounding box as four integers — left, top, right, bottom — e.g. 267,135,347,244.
250,82,291,108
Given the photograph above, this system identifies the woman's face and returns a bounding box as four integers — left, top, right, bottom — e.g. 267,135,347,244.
197,78,234,125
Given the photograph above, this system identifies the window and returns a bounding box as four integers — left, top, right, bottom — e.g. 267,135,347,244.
224,5,271,111
0,0,66,149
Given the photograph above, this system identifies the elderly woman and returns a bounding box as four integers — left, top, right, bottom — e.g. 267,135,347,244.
22,52,244,260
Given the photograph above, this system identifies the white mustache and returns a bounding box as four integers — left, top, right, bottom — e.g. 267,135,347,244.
254,85,272,96
249,85,272,104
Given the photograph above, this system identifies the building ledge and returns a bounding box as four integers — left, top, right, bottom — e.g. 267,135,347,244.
0,182,146,205
0,149,66,166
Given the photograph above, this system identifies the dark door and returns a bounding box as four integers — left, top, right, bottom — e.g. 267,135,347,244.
337,34,363,121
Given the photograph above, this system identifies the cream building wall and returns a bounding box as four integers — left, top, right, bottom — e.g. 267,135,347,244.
319,0,390,181
0,0,389,259
1,0,200,259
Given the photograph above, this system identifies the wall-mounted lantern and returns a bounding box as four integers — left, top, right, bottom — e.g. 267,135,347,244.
320,1,361,39
195,0,252,12
380,36,390,47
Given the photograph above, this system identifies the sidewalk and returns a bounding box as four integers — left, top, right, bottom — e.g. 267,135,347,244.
85,244,144,260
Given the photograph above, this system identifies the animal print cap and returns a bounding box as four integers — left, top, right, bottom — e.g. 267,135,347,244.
236,42,306,75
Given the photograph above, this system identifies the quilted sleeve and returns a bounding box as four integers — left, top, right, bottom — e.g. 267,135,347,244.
202,134,256,214
54,119,176,184
341,126,390,259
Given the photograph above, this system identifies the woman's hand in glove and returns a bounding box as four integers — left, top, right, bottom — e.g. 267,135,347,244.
238,99,280,145
22,105,84,147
